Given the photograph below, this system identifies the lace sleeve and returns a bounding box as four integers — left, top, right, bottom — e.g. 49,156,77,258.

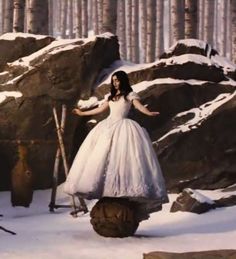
127,91,140,101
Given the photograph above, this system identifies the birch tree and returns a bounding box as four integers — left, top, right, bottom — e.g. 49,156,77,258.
69,0,73,38
48,0,53,35
61,0,68,38
170,0,184,45
203,0,215,46
27,0,48,35
97,0,103,34
126,0,132,61
13,0,25,32
156,0,164,58
117,0,126,59
3,0,14,33
140,0,147,62
231,0,236,63
185,0,198,39
102,0,117,34
226,0,232,59
0,0,3,33
198,0,204,40
131,0,139,63
219,0,227,56
82,0,88,37
92,0,98,35
75,0,82,37
146,0,156,62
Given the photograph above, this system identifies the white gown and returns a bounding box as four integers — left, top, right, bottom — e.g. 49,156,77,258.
64,92,169,214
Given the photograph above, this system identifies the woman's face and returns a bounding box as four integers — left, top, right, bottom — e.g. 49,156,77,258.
112,75,120,90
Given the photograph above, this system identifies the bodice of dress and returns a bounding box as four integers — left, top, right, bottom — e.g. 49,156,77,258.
106,91,140,122
109,97,131,120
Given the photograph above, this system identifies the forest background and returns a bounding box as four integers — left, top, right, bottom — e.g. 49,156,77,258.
0,0,235,64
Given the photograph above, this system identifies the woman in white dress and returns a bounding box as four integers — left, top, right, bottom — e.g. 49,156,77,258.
64,70,168,216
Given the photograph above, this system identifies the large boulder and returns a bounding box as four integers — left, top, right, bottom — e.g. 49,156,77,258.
90,39,236,192
0,32,54,71
0,33,120,190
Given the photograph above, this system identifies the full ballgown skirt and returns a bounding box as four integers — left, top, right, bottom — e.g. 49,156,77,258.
64,92,169,215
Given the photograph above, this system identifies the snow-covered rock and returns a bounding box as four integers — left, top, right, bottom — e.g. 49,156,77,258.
92,39,236,192
0,33,120,190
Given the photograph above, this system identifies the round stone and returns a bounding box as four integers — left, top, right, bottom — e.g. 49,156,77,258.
90,197,140,238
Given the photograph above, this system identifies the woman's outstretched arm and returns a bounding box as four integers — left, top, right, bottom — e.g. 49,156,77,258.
132,99,160,116
72,101,109,116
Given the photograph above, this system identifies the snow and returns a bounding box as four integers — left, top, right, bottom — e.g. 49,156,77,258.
132,78,208,93
0,32,49,40
0,91,22,104
212,54,236,72
167,39,208,54
1,187,236,259
156,91,236,143
184,188,215,204
159,53,214,66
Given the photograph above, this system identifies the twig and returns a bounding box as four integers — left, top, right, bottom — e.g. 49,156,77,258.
0,226,16,235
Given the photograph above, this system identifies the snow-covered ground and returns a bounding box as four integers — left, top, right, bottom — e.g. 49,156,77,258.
1,186,236,259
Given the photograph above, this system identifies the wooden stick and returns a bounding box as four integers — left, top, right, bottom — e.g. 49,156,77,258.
53,105,88,216
49,105,67,212
0,226,16,235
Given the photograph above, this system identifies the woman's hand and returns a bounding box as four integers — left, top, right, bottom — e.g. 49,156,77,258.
132,99,160,117
72,108,84,116
148,111,160,116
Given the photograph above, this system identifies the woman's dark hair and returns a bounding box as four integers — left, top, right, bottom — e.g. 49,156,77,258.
108,70,133,101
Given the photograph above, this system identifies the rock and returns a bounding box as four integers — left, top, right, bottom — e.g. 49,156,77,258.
90,197,139,238
94,39,236,192
170,188,215,214
0,32,54,71
143,250,236,259
214,195,236,208
0,33,120,190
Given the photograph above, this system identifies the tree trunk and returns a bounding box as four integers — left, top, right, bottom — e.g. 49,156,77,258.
102,0,117,34
117,0,126,59
203,0,214,46
219,0,227,56
231,0,236,63
140,0,147,63
27,0,48,35
170,0,185,44
97,0,103,34
156,0,164,58
198,0,204,40
126,0,132,61
3,0,14,33
82,0,88,37
92,0,98,35
131,0,139,63
0,0,3,33
146,0,156,62
226,0,232,60
61,0,68,38
185,0,198,39
13,0,25,32
48,0,53,36
69,0,73,38
75,0,82,37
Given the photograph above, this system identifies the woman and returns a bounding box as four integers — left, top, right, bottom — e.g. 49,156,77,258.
64,70,168,216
